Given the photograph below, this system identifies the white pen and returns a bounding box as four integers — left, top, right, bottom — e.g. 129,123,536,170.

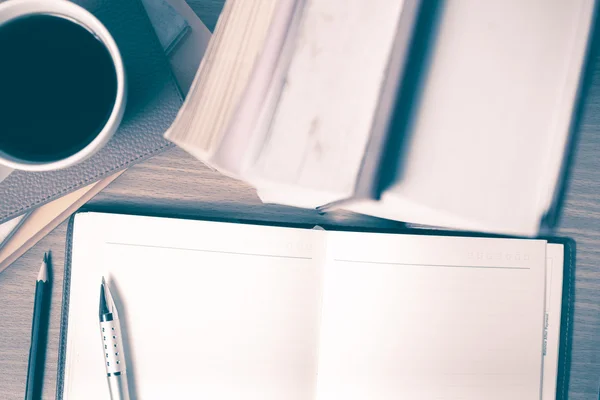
99,277,131,400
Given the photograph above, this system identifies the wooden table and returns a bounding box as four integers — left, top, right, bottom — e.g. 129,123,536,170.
2,1,600,399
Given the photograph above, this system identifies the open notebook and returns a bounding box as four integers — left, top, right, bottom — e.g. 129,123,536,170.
57,212,574,400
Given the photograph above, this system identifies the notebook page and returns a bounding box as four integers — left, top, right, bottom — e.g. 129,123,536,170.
63,213,326,400
542,243,565,400
316,232,547,400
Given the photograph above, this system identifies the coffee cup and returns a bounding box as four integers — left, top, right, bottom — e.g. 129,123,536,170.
0,0,126,181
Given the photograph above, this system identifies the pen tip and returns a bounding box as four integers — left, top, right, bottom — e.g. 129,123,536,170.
99,277,111,317
37,253,49,282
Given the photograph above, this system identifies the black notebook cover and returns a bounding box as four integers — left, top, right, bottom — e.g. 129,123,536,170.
0,0,183,224
56,212,576,399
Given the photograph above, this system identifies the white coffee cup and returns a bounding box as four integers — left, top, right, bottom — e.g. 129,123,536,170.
0,0,126,181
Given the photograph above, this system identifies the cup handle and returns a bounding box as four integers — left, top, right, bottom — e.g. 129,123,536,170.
0,165,13,183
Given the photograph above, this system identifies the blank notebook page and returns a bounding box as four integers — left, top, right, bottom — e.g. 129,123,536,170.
63,213,326,400
316,231,547,400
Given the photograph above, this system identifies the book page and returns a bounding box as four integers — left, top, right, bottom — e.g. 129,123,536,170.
63,213,326,400
316,231,547,400
542,243,565,400
358,1,594,236
246,0,407,207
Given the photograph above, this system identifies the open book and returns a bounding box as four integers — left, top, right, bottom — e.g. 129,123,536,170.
58,212,572,399
164,0,596,236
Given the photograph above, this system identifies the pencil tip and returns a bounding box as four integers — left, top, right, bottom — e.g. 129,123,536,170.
37,254,49,282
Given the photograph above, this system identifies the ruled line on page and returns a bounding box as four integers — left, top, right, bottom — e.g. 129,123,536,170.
105,242,313,260
333,259,530,270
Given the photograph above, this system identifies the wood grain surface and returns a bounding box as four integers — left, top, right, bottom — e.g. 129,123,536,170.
2,1,600,399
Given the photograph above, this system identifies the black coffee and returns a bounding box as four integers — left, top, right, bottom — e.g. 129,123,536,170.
0,14,118,162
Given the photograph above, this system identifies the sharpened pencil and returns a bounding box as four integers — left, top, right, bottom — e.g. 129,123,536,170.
25,252,51,400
